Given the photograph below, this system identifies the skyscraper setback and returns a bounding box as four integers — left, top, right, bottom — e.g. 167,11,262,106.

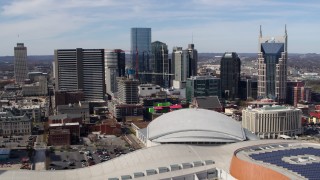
257,26,288,103
14,43,28,84
54,48,105,101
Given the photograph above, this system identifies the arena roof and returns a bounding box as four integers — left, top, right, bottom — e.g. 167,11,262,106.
0,140,312,180
147,108,246,143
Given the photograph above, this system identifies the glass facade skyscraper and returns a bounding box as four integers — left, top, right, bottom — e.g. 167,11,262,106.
131,28,151,75
220,52,241,100
151,41,169,87
257,26,288,103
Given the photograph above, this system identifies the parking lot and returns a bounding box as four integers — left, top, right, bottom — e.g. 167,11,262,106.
48,135,135,170
0,135,36,148
0,149,31,170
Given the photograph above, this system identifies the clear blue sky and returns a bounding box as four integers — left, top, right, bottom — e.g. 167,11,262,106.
0,0,319,55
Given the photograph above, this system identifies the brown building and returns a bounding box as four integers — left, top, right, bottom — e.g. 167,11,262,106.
48,129,70,146
49,123,80,144
90,120,122,135
54,90,84,108
190,96,223,112
287,81,311,107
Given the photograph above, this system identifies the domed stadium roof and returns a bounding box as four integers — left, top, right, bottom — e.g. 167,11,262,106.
147,108,247,143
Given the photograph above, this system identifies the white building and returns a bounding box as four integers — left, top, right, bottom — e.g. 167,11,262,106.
242,105,302,139
138,84,161,97
56,101,90,123
2,105,41,122
0,111,31,135
22,76,48,96
137,108,256,147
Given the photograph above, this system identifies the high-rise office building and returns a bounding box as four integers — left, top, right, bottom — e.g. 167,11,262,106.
220,52,241,100
105,49,126,97
131,28,152,77
14,43,28,84
151,41,169,87
172,44,198,85
117,77,139,104
54,48,105,101
186,44,198,78
186,76,221,102
257,26,288,103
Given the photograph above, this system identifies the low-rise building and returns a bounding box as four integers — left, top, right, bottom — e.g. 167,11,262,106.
3,105,41,122
190,96,223,112
242,105,302,139
48,129,71,146
49,122,80,144
108,100,143,121
138,84,161,97
56,101,89,123
0,111,31,136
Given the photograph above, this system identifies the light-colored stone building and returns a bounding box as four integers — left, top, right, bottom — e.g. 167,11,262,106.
0,111,31,135
242,105,302,139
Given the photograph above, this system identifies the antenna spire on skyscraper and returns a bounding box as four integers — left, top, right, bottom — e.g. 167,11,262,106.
285,24,287,36
260,25,262,37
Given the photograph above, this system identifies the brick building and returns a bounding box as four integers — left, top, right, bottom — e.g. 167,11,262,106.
48,129,70,146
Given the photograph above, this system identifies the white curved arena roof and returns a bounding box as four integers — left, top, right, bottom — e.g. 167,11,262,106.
147,108,246,143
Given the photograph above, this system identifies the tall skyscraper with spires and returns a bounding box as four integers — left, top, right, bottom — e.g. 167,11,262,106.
257,26,288,103
14,43,28,84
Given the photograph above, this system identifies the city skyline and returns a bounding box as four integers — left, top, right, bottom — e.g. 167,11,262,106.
0,0,320,55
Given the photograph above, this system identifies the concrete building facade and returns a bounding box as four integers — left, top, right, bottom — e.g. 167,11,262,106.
0,111,31,136
14,43,28,84
54,48,105,101
242,105,302,139
117,77,139,104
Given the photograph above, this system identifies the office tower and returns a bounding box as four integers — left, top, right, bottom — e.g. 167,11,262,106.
131,28,152,79
105,49,126,96
186,44,198,77
239,78,258,100
54,48,105,101
220,52,241,100
172,47,184,82
14,43,28,84
242,105,302,139
151,41,169,87
186,76,221,102
257,26,288,103
117,77,139,104
172,44,198,84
